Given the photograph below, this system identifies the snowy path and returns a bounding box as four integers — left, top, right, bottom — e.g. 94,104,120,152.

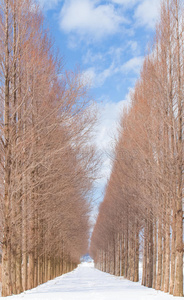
3,262,181,300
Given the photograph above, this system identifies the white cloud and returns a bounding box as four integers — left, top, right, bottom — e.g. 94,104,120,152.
108,41,140,61
82,54,143,89
37,0,61,10
95,100,126,151
83,50,105,65
82,62,115,88
97,63,115,86
134,0,160,29
129,41,139,54
59,0,127,40
111,0,140,7
95,94,131,187
119,55,143,74
81,68,96,87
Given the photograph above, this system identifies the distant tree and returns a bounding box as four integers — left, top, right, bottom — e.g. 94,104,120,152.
90,0,184,297
0,0,98,296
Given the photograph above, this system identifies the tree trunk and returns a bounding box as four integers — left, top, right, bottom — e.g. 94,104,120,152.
173,2,183,296
2,0,12,296
152,221,157,289
169,207,176,295
134,221,139,282
164,205,170,293
15,245,22,294
121,235,124,276
156,218,162,290
142,225,147,286
148,220,153,288
124,223,128,278
28,252,34,290
161,231,165,291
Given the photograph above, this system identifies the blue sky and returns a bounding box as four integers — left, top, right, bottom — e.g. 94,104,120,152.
37,0,160,213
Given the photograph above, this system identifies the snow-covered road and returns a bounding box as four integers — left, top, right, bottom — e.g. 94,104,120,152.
2,262,181,300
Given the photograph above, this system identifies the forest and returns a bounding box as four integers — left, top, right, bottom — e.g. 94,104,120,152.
0,0,183,298
0,0,98,296
90,0,184,297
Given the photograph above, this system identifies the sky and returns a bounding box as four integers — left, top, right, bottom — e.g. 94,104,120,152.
37,0,161,215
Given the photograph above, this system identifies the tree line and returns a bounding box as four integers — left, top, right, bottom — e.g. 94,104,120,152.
90,0,184,297
0,0,97,296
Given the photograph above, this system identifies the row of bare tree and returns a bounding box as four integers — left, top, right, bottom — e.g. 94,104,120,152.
0,0,97,296
90,0,184,297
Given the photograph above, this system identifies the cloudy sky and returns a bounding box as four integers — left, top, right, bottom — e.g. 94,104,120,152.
37,0,161,210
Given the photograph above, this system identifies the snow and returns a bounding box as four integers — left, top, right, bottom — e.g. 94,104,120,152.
2,262,181,300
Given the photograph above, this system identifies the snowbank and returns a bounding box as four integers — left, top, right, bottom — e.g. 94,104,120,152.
2,263,181,300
